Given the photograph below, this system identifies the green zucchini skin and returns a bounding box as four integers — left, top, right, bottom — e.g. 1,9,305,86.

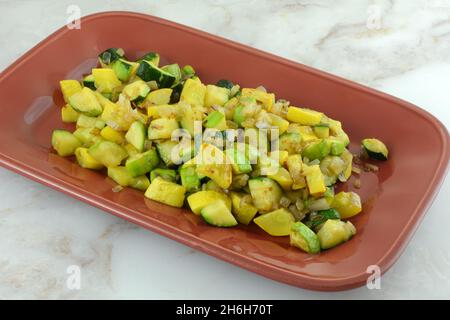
150,168,177,183
137,52,160,66
98,48,124,65
112,59,133,81
216,79,234,90
305,208,341,230
136,61,176,88
82,75,96,90
362,138,388,160
179,166,201,192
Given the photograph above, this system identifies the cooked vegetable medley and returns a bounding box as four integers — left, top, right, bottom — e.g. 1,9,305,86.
51,48,389,254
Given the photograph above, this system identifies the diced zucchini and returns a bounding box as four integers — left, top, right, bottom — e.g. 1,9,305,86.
232,97,257,127
187,190,231,215
180,78,206,109
98,48,124,65
76,114,105,129
82,74,96,90
60,80,82,103
332,191,362,219
303,164,326,195
125,149,159,177
248,177,282,212
125,121,146,152
204,111,227,130
130,175,151,191
286,107,323,125
68,87,103,117
305,208,340,231
150,168,177,182
253,208,294,236
230,192,258,225
181,65,196,79
88,140,128,167
204,85,230,108
241,88,275,110
328,138,345,156
302,139,331,161
137,52,160,66
148,118,179,140
75,147,103,170
136,60,176,88
278,132,302,154
92,68,122,93
100,126,125,145
313,125,329,139
179,166,201,192
111,59,133,81
156,140,178,167
216,79,234,90
122,80,150,103
362,138,388,160
200,200,238,227
317,219,356,250
108,166,149,191
73,127,100,147
61,104,79,123
161,64,182,84
290,222,321,253
227,145,252,174
144,88,173,106
51,129,82,157
144,176,186,208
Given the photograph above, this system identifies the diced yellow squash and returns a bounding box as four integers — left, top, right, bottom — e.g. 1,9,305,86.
145,177,186,208
187,190,232,215
303,164,326,195
267,167,293,190
230,192,258,225
268,113,289,135
339,149,353,182
144,88,173,106
60,80,82,102
195,144,233,189
100,126,125,144
269,150,289,166
241,88,275,110
286,107,323,126
61,104,79,123
148,118,179,140
253,208,295,236
146,104,179,119
317,219,356,249
180,78,206,109
332,191,362,219
204,85,230,108
286,154,306,190
92,68,121,93
75,147,103,170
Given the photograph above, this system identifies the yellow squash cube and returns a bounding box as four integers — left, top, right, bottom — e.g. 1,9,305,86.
286,107,323,126
145,177,186,208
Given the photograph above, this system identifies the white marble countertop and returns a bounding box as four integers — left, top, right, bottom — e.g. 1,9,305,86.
1,0,449,299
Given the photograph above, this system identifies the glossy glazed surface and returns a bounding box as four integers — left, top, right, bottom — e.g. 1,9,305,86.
0,12,448,291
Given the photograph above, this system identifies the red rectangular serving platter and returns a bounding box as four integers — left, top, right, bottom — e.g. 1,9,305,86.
0,12,448,291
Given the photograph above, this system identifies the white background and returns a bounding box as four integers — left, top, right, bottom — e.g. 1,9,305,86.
0,0,449,299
